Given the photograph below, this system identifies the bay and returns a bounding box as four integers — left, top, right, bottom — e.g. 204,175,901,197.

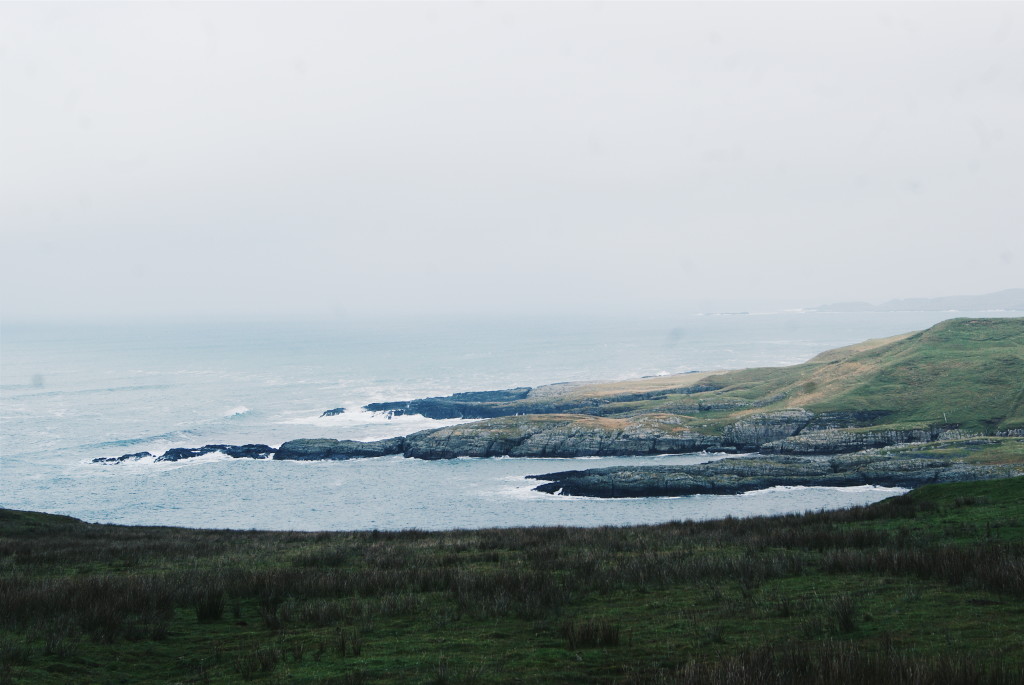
1,310,1012,530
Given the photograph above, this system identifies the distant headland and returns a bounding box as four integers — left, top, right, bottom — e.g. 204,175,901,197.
95,317,1024,496
813,288,1024,313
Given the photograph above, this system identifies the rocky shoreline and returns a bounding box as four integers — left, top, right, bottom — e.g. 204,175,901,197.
93,318,1024,495
95,409,957,465
96,435,1024,502
526,449,1024,498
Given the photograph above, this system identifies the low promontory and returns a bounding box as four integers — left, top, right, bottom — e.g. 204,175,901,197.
527,438,1024,497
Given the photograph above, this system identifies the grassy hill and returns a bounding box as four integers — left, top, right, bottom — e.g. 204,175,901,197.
524,317,1024,432
699,317,1024,433
4,478,1024,683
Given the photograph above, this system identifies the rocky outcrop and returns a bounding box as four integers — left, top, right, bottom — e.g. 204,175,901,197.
157,444,276,461
364,388,534,419
96,438,404,464
401,415,734,460
93,444,275,464
272,437,405,460
398,410,946,460
361,382,724,420
321,408,346,417
723,409,812,450
93,452,155,464
528,453,1024,498
760,428,942,455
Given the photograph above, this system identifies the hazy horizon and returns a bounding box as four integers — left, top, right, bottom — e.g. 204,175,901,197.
2,2,1022,324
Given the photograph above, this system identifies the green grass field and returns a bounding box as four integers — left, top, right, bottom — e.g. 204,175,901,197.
4,477,1024,683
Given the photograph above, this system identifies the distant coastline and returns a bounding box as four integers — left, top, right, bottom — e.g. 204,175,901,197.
814,288,1024,313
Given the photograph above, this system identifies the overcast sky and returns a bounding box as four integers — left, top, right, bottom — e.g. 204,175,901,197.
1,2,1022,323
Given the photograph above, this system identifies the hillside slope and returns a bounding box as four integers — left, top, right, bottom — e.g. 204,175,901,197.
704,317,1024,433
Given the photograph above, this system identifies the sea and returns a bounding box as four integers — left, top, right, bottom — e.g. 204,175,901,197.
2,310,1015,531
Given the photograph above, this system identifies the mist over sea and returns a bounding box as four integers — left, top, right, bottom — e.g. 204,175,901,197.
2,310,1014,531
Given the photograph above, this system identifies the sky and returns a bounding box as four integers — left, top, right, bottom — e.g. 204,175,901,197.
1,2,1022,323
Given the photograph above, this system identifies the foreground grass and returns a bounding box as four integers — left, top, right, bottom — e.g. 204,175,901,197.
3,478,1024,683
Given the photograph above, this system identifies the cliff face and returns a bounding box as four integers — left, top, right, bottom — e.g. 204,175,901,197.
761,428,942,455
401,415,729,460
272,437,405,460
722,410,813,450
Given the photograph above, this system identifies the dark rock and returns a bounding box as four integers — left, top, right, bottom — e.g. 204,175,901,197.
91,451,154,464
97,444,275,464
528,454,1024,498
364,387,534,420
218,444,276,459
150,444,276,462
273,437,405,460
447,388,534,403
156,447,203,462
321,408,346,417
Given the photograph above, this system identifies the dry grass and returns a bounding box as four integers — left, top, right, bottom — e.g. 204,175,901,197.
542,372,725,400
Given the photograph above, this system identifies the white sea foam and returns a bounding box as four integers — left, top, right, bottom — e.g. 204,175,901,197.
278,408,472,439
740,485,908,496
85,450,247,470
486,475,556,500
224,406,250,418
81,454,158,467
174,451,237,465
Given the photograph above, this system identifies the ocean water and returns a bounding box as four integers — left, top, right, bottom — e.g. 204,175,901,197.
1,311,1012,531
